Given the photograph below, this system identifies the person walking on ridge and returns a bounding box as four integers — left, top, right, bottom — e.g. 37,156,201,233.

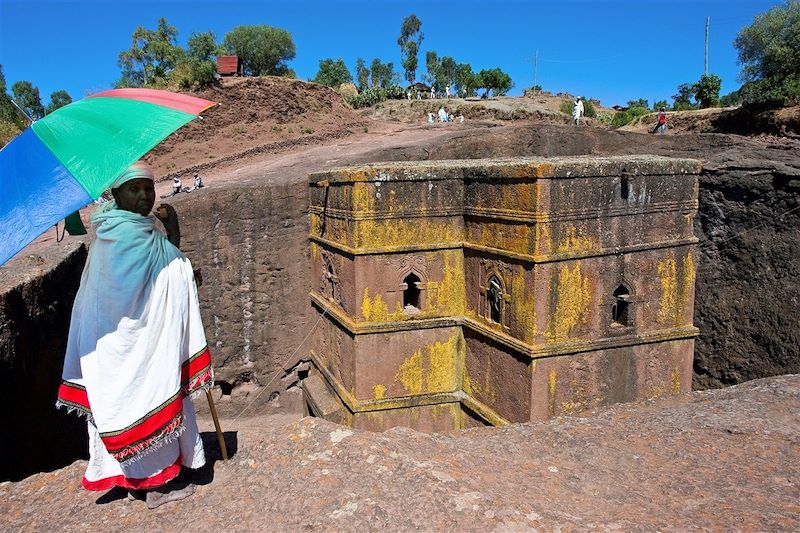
572,97,585,126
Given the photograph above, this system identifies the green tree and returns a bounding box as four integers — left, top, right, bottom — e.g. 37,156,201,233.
653,99,669,111
719,90,742,107
370,58,395,88
628,98,648,109
735,0,800,105
117,17,181,87
313,58,353,87
45,90,72,115
0,65,26,133
355,58,369,91
223,25,296,76
398,14,424,84
672,83,696,110
475,68,513,96
692,73,722,108
454,63,477,96
11,81,44,120
187,31,218,61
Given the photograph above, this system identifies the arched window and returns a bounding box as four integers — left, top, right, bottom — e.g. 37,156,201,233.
612,285,630,326
403,273,421,310
488,275,503,323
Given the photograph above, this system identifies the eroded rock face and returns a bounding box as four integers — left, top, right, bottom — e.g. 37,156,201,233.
0,243,89,481
175,182,313,409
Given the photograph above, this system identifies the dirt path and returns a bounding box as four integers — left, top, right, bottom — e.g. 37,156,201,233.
156,119,483,195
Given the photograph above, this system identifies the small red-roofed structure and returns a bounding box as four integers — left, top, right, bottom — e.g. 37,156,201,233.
217,56,242,76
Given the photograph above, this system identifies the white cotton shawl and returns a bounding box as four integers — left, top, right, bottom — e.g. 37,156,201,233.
59,201,211,465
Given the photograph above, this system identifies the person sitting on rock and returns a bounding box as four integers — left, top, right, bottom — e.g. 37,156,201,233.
57,161,212,509
172,176,182,196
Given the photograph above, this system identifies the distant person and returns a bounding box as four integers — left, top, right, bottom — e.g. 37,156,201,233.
445,86,451,98
172,176,182,196
653,107,667,135
458,113,464,124
416,90,421,100
406,90,412,101
427,112,435,124
430,86,436,99
193,174,204,190
572,97,585,126
438,106,448,123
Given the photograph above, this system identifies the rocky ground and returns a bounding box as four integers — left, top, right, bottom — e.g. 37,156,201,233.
3,375,798,532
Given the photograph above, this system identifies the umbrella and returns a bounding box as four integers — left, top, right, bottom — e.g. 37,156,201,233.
0,88,216,267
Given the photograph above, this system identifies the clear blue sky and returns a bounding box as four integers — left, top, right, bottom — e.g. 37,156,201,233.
0,0,782,108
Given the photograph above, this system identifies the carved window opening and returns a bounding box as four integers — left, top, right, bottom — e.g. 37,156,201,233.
612,285,631,327
488,275,503,323
403,273,421,310
620,175,630,200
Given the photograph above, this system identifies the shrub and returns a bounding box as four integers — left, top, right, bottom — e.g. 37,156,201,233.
611,106,648,128
345,85,406,109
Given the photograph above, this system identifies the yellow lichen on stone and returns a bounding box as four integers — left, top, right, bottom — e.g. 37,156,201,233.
396,333,460,395
657,256,678,325
310,242,320,261
356,218,460,250
373,384,386,400
671,366,682,394
547,263,592,342
511,269,537,343
351,182,371,212
361,288,390,322
556,225,594,254
425,334,460,392
677,253,696,327
397,349,423,395
427,251,466,315
534,222,552,257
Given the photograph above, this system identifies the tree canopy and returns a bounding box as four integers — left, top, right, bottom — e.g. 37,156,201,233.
117,17,181,87
313,58,352,88
355,58,370,91
370,58,395,88
475,68,513,96
693,73,722,108
222,25,296,76
398,14,423,84
187,31,219,62
45,90,72,115
11,81,44,120
735,0,800,105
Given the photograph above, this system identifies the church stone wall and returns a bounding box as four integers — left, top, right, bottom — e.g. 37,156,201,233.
306,156,700,431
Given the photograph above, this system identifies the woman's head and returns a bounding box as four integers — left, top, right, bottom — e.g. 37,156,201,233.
111,161,156,216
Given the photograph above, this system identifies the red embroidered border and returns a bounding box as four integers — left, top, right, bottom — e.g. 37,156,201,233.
181,347,212,394
101,394,183,455
61,347,213,463
57,381,91,414
82,459,181,491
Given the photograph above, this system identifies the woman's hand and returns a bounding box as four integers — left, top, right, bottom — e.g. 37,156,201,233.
155,203,181,248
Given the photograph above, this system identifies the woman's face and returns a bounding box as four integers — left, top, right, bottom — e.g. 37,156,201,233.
112,178,156,216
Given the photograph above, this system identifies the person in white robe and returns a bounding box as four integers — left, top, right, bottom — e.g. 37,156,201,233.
58,161,212,509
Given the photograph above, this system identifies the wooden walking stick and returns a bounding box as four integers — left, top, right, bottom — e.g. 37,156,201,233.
205,389,228,460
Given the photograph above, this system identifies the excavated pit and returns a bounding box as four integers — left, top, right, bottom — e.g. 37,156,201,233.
1,123,798,481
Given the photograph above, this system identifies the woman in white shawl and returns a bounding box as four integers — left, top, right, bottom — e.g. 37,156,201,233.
58,161,212,509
